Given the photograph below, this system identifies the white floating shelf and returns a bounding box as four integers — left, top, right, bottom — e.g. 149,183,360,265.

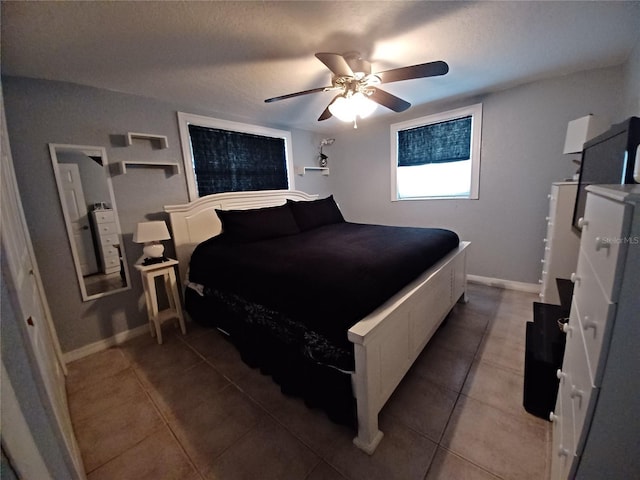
117,161,180,175
295,166,330,176
126,132,169,149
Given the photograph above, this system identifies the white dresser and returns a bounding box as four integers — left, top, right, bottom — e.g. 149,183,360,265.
550,184,640,479
90,209,121,275
540,182,581,305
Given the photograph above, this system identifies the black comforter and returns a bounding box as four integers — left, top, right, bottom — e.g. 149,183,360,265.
189,222,459,352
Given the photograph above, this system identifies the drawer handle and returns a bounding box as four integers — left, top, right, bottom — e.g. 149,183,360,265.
543,238,548,244
556,369,566,381
583,317,598,333
595,237,610,252
570,273,580,285
578,217,588,229
549,412,558,422
558,446,570,458
562,322,572,334
570,385,583,400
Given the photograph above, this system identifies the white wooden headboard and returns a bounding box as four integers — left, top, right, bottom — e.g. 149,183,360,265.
164,189,318,285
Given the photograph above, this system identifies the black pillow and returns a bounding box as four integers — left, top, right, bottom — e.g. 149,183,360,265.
287,195,345,231
216,204,300,242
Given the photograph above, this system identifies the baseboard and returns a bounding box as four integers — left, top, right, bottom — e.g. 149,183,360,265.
63,276,537,364
62,324,149,364
467,274,541,294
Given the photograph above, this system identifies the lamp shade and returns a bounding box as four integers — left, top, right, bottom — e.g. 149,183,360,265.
563,115,609,154
133,221,171,243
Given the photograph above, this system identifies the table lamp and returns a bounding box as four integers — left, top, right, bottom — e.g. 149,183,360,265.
133,221,171,264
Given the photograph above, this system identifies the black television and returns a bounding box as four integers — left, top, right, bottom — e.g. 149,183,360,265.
572,116,640,232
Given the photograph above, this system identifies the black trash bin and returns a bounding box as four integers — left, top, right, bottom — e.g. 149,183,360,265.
523,302,567,419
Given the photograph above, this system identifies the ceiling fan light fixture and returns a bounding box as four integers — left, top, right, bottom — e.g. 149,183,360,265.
328,92,377,123
352,92,377,118
328,95,355,122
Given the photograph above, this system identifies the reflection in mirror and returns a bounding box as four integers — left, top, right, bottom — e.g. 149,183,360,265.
49,144,131,301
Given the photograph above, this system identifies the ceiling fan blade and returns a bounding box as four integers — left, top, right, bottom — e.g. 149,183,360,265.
377,60,449,84
315,52,354,77
264,86,331,103
369,88,411,112
318,106,332,122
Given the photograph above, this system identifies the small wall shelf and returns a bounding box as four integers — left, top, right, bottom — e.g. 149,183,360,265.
126,132,169,149
116,161,180,175
295,166,330,176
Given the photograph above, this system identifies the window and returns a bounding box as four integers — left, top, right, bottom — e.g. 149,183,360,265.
178,112,294,200
391,103,482,200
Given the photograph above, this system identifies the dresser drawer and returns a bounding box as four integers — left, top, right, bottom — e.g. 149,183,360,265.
102,244,120,258
572,254,617,384
580,194,631,301
563,307,598,453
103,255,120,270
550,383,577,480
100,233,119,247
96,222,117,236
93,210,115,224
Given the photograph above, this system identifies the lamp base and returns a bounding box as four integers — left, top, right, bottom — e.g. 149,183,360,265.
143,242,164,259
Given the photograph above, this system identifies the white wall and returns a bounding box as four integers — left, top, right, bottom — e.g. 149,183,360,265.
325,66,625,284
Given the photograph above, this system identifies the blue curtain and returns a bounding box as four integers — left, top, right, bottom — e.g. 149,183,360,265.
188,125,288,195
398,116,472,167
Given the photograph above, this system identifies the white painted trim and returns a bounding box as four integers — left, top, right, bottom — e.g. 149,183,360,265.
62,324,150,364
467,274,541,293
176,112,295,201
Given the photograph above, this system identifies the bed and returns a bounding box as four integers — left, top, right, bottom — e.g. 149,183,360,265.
164,189,469,454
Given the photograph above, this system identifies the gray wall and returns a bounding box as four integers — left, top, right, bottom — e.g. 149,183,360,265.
622,34,640,118
3,47,637,352
326,66,627,284
2,77,327,352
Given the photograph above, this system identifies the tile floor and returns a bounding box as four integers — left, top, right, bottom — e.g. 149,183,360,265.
66,283,551,480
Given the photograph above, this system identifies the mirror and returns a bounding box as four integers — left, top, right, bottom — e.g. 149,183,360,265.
49,144,131,301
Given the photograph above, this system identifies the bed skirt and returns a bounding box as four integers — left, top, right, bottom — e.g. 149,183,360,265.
185,287,357,427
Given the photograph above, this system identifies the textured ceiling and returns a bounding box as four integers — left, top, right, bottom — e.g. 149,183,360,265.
2,1,640,132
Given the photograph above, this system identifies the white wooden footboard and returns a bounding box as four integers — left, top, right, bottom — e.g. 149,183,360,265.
348,241,469,454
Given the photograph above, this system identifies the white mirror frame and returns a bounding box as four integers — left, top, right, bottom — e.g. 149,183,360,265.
49,143,131,301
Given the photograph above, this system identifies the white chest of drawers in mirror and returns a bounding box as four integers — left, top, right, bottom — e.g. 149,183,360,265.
90,209,121,275
550,184,640,479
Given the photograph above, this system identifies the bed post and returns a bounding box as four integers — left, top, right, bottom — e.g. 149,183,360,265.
351,342,384,454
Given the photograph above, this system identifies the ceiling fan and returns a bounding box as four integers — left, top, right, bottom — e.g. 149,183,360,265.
265,52,449,127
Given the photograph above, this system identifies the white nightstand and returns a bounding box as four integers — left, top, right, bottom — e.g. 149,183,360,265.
135,258,186,344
